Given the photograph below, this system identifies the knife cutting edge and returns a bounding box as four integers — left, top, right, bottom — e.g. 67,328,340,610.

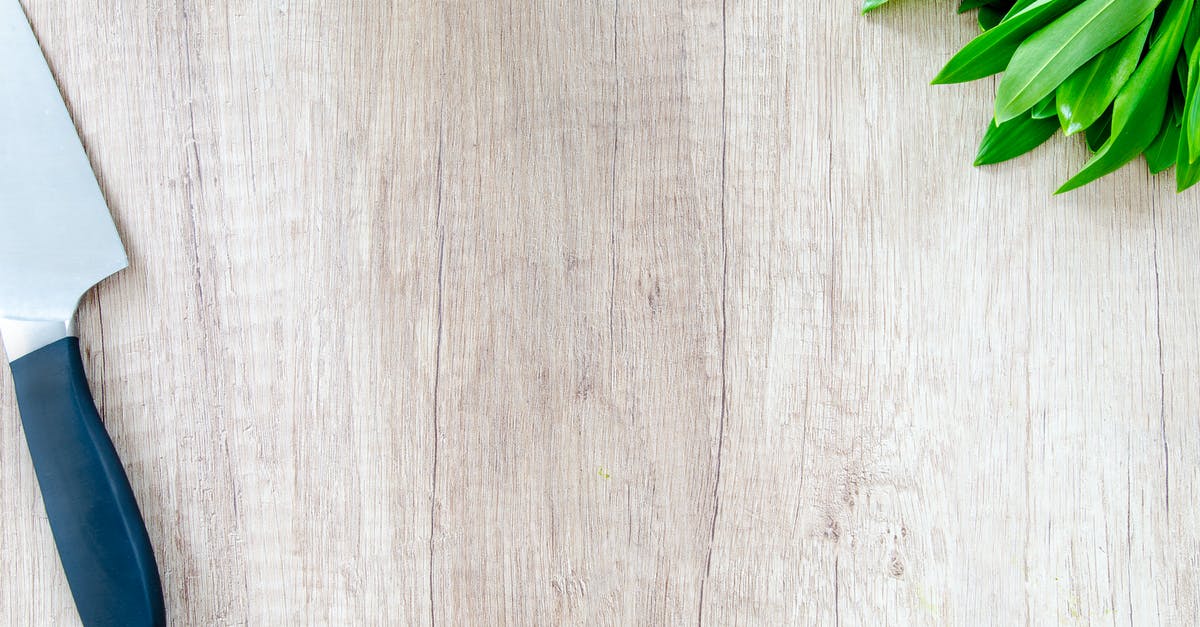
0,1,164,625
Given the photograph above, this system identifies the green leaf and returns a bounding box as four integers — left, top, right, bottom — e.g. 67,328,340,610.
1178,127,1200,190
1005,0,1043,16
1145,117,1181,173
1187,4,1200,52
966,0,1018,29
995,0,1164,123
975,113,1061,165
1086,109,1113,151
1169,68,1185,122
1056,16,1153,135
862,0,891,14
1032,93,1058,118
1184,29,1200,163
979,5,1007,30
959,0,994,12
932,0,1078,84
1058,0,1191,193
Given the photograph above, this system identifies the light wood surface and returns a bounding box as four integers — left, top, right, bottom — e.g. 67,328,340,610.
3,1,1198,624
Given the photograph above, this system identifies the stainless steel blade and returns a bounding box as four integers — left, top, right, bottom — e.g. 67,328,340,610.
0,1,127,357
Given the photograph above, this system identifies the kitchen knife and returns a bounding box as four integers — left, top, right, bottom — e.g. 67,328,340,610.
0,2,164,626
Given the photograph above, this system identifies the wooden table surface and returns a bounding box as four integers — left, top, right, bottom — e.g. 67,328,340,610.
3,1,1198,624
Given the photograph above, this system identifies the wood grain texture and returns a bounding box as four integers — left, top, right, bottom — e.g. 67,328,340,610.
2,0,1197,624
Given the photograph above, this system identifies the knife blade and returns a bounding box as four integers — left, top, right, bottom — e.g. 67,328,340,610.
0,2,164,625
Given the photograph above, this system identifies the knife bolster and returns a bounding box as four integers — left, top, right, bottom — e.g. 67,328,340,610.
0,317,74,362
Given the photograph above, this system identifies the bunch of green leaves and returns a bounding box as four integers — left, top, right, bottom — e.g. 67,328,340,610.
864,0,1200,193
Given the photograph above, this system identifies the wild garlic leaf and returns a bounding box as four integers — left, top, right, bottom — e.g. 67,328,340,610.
1056,16,1153,135
1086,109,1113,151
979,6,1008,30
1184,28,1200,163
932,0,1077,84
862,0,891,15
1178,129,1200,191
995,0,1164,123
1006,0,1042,15
1032,93,1058,119
1172,85,1185,122
1145,118,1181,173
1058,0,1191,193
965,0,1017,21
975,113,1061,165
959,0,993,12
1187,3,1200,52
865,0,1199,192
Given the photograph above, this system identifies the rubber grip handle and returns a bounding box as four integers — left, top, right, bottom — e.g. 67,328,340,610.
10,337,164,627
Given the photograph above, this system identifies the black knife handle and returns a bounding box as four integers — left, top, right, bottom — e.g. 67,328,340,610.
10,337,164,627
